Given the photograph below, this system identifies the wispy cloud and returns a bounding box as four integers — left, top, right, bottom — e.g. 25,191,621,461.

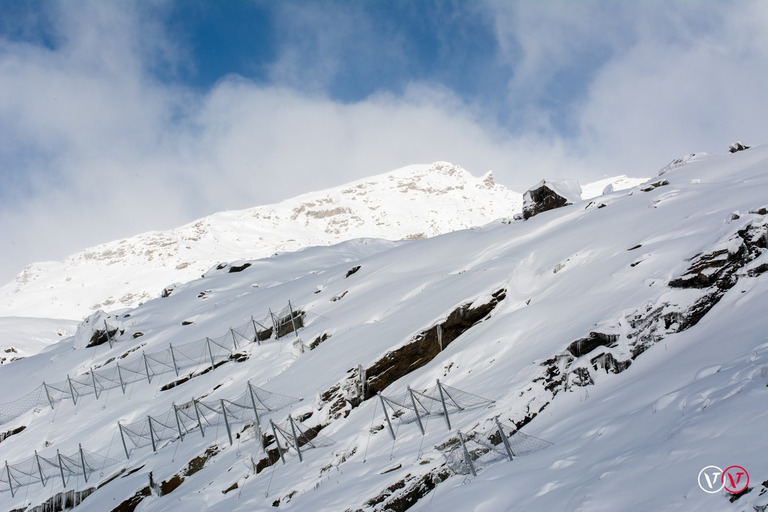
1,1,766,284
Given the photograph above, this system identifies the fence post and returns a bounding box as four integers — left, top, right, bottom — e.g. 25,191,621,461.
436,379,451,431
118,422,130,460
247,381,263,451
205,338,216,370
457,431,476,477
90,369,99,399
56,450,66,487
230,328,239,350
148,416,157,452
173,403,184,441
104,320,113,349
142,352,152,384
407,386,425,435
79,444,88,483
116,362,126,394
169,344,179,376
66,375,77,405
288,416,303,462
5,460,13,497
494,416,514,461
288,301,299,337
438,383,464,412
35,450,46,487
221,400,233,446
378,393,396,440
42,382,55,409
251,316,262,345
270,420,285,464
193,399,205,438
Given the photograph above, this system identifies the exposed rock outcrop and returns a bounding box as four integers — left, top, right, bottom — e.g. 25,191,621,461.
522,179,581,220
729,141,751,153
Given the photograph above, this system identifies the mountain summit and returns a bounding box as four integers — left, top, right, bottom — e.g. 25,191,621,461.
0,163,519,320
1,147,765,511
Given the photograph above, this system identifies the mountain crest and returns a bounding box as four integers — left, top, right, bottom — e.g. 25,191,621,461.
0,162,520,320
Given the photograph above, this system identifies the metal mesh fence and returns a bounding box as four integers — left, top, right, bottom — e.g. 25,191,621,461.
442,419,554,476
0,303,305,427
119,381,302,458
270,416,335,463
0,446,122,497
380,381,494,433
1,380,302,495
0,385,48,425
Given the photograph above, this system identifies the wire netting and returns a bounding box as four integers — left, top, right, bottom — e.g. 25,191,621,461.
0,385,49,425
271,417,335,456
119,381,301,457
0,446,122,495
0,310,285,427
442,420,554,476
2,380,302,495
381,382,494,427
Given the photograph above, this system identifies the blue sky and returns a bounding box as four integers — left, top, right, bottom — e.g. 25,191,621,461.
1,1,767,283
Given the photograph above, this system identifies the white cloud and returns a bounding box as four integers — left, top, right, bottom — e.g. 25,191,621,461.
573,1,768,171
488,0,768,169
1,0,767,285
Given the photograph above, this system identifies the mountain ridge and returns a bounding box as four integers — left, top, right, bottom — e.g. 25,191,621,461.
0,162,644,320
1,146,766,511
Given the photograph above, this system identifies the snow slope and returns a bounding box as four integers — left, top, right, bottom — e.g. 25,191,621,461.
0,318,77,365
2,147,765,512
0,163,517,321
0,163,644,323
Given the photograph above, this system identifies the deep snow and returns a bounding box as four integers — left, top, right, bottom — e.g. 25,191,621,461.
1,147,766,512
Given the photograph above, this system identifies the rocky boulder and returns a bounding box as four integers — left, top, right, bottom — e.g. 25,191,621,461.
73,310,123,349
522,179,582,220
729,141,751,153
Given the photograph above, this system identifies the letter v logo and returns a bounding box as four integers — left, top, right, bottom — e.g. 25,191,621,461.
723,465,749,494
698,466,724,493
705,471,721,489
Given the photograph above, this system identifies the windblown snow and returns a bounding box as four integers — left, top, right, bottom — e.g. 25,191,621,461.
1,148,766,512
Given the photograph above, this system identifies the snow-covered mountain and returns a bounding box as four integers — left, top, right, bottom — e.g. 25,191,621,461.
0,163,644,322
0,163,519,321
1,146,766,511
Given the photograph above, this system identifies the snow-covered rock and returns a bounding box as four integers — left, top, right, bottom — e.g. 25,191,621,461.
659,152,706,174
729,140,751,153
1,144,767,511
522,179,582,220
72,310,123,349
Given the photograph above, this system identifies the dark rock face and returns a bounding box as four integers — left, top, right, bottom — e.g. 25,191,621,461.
365,289,507,397
228,262,251,273
523,185,569,220
567,332,619,358
729,141,751,153
275,309,304,338
363,468,450,512
87,325,123,347
522,180,580,220
315,289,507,423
